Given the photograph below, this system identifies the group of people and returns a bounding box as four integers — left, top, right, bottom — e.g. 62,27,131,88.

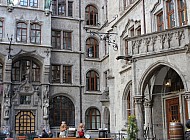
59,121,85,138
41,121,85,138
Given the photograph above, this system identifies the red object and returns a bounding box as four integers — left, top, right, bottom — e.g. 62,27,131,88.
78,131,84,137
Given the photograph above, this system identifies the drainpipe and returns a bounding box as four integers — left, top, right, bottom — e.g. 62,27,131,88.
79,0,82,123
142,0,146,34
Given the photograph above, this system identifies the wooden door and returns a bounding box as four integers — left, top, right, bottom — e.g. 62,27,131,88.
166,97,180,138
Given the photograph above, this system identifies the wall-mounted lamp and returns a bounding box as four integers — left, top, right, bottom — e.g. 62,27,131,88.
116,55,132,61
85,29,118,51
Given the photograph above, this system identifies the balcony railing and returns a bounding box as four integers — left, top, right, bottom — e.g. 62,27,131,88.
127,26,190,57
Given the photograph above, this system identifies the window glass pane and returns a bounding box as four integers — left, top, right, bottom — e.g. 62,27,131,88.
49,96,75,126
20,0,28,6
68,1,73,17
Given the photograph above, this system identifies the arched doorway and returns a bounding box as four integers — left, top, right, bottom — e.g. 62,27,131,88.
141,65,185,139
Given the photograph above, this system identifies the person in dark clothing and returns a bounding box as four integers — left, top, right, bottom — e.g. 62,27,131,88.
41,129,49,138
185,119,190,140
48,131,53,138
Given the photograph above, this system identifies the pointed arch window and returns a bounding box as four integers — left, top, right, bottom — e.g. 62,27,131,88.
50,96,75,127
85,5,98,26
86,38,99,58
86,70,100,91
85,107,101,130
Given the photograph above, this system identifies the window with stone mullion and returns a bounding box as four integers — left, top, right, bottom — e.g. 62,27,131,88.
30,23,41,44
68,1,73,17
29,0,38,7
177,0,187,26
16,22,27,43
58,0,66,16
63,31,72,50
52,30,61,49
62,65,72,83
52,65,61,83
166,0,175,28
20,0,28,6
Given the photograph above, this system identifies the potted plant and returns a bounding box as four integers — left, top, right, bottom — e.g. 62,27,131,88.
127,115,138,140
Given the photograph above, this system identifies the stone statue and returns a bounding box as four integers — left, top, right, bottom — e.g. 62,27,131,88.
4,100,10,117
4,84,10,98
43,100,49,116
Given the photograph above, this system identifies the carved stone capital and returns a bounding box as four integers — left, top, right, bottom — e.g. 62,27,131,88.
185,91,190,100
134,95,143,104
144,100,152,108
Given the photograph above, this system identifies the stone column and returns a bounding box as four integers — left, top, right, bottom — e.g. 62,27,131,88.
185,92,190,118
134,95,144,140
144,100,154,140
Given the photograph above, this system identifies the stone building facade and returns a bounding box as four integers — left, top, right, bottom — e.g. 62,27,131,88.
0,0,190,139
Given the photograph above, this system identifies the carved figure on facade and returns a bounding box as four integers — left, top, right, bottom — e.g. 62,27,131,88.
43,85,49,99
4,100,10,118
43,100,49,117
4,84,10,98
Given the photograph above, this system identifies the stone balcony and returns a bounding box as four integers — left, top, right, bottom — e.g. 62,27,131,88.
127,26,190,58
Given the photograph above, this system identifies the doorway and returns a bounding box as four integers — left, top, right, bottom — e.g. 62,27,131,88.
15,111,35,134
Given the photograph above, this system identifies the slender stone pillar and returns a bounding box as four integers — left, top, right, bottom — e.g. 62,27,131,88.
144,100,154,140
134,95,144,140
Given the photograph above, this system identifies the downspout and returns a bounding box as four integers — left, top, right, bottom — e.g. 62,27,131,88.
143,0,146,34
79,0,82,123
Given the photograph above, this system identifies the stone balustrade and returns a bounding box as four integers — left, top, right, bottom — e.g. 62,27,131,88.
127,26,190,57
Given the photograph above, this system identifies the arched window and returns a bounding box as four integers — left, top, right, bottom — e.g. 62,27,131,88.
12,59,40,82
49,95,75,127
85,5,98,26
123,83,132,119
86,70,100,91
85,107,101,130
86,38,99,58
